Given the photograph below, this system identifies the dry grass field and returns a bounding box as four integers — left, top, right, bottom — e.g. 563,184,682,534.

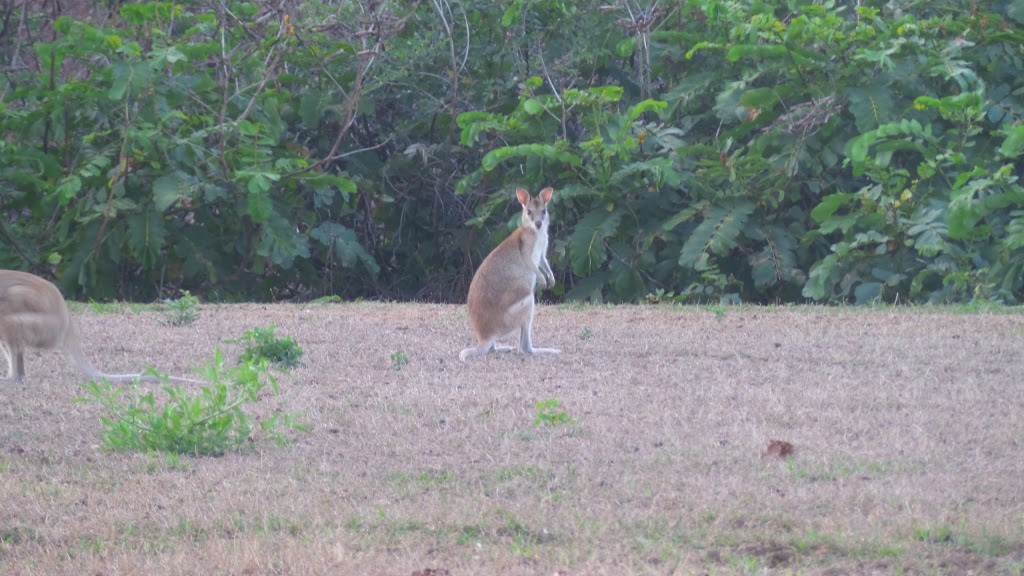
1,302,1023,575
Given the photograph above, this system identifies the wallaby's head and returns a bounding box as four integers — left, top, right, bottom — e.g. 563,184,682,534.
516,187,553,231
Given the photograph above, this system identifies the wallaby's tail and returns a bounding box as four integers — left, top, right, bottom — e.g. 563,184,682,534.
65,323,204,384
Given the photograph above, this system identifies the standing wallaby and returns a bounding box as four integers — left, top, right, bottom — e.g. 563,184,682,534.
459,187,561,361
0,269,203,384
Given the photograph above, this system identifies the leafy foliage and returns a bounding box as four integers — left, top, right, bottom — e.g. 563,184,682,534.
2,0,1022,304
161,290,200,326
533,398,577,427
75,351,305,456
228,325,304,370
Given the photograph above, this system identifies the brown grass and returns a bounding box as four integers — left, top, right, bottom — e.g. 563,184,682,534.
1,303,1023,575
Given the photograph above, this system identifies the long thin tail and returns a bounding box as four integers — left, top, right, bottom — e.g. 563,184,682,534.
66,323,205,385
92,372,206,385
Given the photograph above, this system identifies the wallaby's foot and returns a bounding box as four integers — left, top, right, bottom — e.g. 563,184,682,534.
521,346,560,356
458,340,505,358
460,342,517,361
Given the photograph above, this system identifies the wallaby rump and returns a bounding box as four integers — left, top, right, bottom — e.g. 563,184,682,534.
0,269,202,384
460,187,560,361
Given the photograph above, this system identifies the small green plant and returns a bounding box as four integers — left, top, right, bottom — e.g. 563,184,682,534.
143,451,188,473
390,350,409,371
162,290,200,326
643,289,683,304
579,326,592,340
533,398,577,427
495,508,539,558
75,351,306,456
914,524,954,545
311,295,343,304
84,301,152,314
228,325,304,369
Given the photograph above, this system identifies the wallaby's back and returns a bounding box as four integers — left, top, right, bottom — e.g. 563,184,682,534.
0,270,72,352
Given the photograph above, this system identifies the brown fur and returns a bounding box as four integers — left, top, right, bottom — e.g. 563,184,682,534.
460,187,559,360
0,269,202,384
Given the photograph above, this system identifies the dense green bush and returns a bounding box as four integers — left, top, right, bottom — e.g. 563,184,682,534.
229,325,304,369
1,0,1022,304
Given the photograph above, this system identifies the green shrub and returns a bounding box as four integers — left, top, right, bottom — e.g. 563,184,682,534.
75,351,306,456
162,290,200,326
534,398,577,427
229,325,304,369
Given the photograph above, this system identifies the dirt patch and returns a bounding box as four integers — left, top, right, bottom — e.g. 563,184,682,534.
1,303,1023,574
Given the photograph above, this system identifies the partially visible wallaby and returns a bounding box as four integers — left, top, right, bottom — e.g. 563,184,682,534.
459,187,561,361
0,269,203,384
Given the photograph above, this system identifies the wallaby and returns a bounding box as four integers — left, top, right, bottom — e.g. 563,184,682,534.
0,269,203,384
459,187,561,361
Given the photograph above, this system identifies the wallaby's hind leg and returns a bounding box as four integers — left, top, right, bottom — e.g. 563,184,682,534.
14,348,25,383
459,339,493,361
518,300,560,356
0,335,26,383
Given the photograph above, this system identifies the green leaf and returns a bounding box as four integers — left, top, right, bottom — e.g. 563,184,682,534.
523,99,544,115
848,132,874,166
810,193,854,223
627,99,668,120
999,125,1024,158
311,222,380,275
108,63,131,100
661,203,704,232
587,85,623,102
748,226,803,288
567,209,624,277
678,202,754,270
802,253,841,301
299,90,325,129
481,144,581,172
906,209,947,257
153,173,186,211
126,210,166,268
847,85,894,132
565,272,609,302
615,37,636,58
257,213,310,269
854,281,882,304
945,200,984,240
55,175,82,205
501,4,519,27
247,186,272,223
726,44,790,62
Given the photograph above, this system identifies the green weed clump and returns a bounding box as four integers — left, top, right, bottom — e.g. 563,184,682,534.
229,325,304,369
390,350,410,371
162,290,200,326
75,351,306,456
533,398,577,427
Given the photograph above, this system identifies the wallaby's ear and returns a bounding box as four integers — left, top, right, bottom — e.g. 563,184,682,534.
539,187,554,203
515,188,530,205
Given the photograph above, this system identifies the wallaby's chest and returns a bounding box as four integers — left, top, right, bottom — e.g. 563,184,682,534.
529,227,548,265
